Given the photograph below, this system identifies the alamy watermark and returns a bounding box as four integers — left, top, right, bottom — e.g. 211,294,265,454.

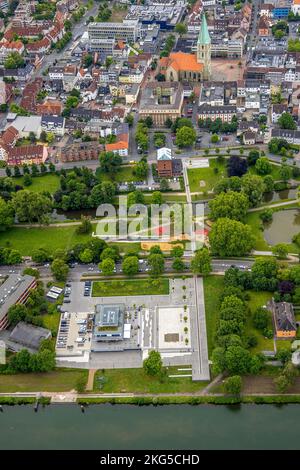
92,196,206,252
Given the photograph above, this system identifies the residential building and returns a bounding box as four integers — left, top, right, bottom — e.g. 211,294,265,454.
292,0,300,15
36,100,63,116
272,103,288,123
198,104,236,122
41,116,66,136
105,123,129,157
269,299,297,339
7,145,48,166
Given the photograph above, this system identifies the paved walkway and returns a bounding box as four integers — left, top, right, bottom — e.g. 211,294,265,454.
86,369,97,391
191,276,210,381
249,199,299,212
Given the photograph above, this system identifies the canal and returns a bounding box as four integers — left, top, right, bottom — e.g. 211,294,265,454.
0,404,300,449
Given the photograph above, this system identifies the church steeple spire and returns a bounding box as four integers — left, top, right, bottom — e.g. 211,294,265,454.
196,12,211,80
198,13,211,45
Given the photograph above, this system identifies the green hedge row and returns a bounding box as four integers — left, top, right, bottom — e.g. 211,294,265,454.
77,395,300,406
0,397,51,405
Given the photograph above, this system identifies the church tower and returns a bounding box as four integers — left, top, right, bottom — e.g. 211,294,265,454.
197,13,211,80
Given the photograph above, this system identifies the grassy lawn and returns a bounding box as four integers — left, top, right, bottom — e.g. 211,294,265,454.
162,195,187,203
42,311,61,334
108,242,141,254
187,160,226,193
13,174,60,194
245,211,270,251
276,339,293,352
203,275,224,357
249,164,300,182
0,225,96,256
98,166,141,184
0,369,88,393
246,290,274,354
203,276,274,356
93,367,208,394
92,278,169,297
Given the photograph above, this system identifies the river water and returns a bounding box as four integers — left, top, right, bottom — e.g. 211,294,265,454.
0,404,300,449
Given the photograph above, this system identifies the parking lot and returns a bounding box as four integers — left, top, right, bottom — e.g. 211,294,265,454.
56,311,93,360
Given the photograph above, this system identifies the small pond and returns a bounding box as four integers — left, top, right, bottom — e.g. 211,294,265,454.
263,189,298,204
264,209,300,245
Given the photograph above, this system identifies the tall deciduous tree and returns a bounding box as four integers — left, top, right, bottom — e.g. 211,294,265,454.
209,218,254,257
209,191,249,221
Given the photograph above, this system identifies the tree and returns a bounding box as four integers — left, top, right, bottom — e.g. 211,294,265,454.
83,53,93,67
225,345,252,375
8,304,27,325
100,257,115,276
23,173,32,187
279,164,292,181
247,149,260,166
143,350,162,376
272,243,289,259
4,52,24,69
7,249,22,265
76,215,92,234
159,179,169,191
175,126,196,148
227,155,248,177
278,112,297,130
253,307,269,330
12,190,52,223
170,246,184,258
251,257,278,291
175,22,187,35
191,248,212,275
241,174,265,207
209,191,249,221
0,197,13,231
148,253,165,276
79,248,94,264
255,157,272,175
122,256,139,276
144,116,153,128
209,218,254,257
99,151,122,174
31,248,51,264
51,258,69,282
223,375,242,395
211,134,219,144
263,174,274,193
151,191,162,204
259,208,273,223
150,245,163,255
9,349,31,372
134,159,149,179
23,267,40,278
172,257,185,272
274,374,290,393
100,247,120,262
277,349,292,365
211,347,227,374
125,114,134,127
